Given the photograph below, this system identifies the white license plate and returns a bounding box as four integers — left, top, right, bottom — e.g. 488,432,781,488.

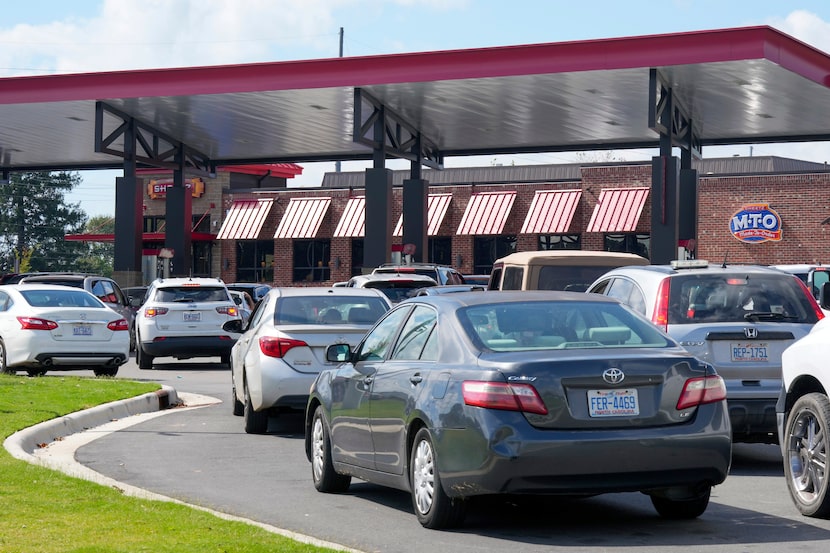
184,312,201,322
588,389,639,417
73,325,92,336
730,342,768,362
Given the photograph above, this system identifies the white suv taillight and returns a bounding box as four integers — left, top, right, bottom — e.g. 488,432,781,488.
143,307,169,318
216,306,238,316
651,278,671,332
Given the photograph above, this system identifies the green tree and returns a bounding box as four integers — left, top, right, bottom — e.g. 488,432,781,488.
0,171,88,274
74,215,116,276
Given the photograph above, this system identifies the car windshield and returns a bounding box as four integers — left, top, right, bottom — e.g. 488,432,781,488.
274,296,389,325
667,274,819,324
154,286,230,302
362,281,433,303
462,300,671,351
21,289,105,308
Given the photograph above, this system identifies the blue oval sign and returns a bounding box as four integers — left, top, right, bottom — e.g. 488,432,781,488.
729,203,782,243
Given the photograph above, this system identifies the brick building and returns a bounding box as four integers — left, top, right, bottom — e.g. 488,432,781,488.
126,155,830,286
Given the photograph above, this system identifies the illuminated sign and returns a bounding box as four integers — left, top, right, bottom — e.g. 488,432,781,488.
147,177,205,199
729,203,782,243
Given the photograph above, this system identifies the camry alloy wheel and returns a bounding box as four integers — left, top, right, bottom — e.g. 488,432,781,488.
412,437,435,515
311,416,325,484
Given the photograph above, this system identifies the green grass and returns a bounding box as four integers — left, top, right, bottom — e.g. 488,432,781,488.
0,375,341,553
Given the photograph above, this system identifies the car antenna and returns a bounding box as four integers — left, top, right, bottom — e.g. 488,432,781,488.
721,251,729,269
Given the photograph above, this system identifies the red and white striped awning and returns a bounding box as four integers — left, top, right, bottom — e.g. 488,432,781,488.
274,197,332,239
216,198,274,240
586,187,649,233
520,189,582,234
393,193,453,237
456,191,516,235
333,196,365,238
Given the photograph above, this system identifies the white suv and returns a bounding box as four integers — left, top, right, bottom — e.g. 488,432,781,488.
779,301,830,518
587,260,824,444
135,277,241,369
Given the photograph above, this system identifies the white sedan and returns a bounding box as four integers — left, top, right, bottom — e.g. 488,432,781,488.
226,287,392,433
0,284,130,377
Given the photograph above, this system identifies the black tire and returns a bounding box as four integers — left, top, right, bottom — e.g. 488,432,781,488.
243,381,269,434
783,392,830,518
94,367,119,377
231,378,244,417
0,338,15,375
410,427,467,529
129,325,136,352
27,369,47,377
310,405,351,493
651,486,711,519
136,344,154,370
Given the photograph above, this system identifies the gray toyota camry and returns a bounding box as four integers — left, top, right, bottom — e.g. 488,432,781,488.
305,291,732,529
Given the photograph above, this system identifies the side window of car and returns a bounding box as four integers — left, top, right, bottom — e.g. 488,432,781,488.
605,278,646,315
0,291,10,311
391,306,437,361
587,278,611,295
356,306,412,362
502,267,523,290
249,295,270,328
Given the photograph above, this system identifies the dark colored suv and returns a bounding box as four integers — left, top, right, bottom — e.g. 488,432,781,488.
587,260,824,443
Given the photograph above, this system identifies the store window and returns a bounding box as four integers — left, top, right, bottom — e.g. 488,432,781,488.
237,240,274,283
605,233,650,259
473,235,516,275
293,239,331,282
427,237,452,265
539,234,581,250
351,239,364,276
192,242,211,277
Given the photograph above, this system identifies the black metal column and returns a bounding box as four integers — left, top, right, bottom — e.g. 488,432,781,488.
679,146,699,257
402,178,429,263
364,168,393,269
651,154,680,264
113,119,144,287
165,153,192,277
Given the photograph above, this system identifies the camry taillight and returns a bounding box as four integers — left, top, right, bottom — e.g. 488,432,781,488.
259,336,308,358
676,375,727,410
17,316,58,330
462,381,548,415
651,277,671,332
107,319,129,332
143,307,168,318
216,306,238,316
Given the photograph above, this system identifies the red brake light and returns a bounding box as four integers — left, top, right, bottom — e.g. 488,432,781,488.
794,278,825,321
217,306,238,316
462,381,548,415
17,316,58,330
107,319,129,332
144,307,168,318
652,278,671,332
676,375,727,410
259,336,308,358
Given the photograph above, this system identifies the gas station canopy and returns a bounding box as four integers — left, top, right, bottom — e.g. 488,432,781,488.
1,25,830,173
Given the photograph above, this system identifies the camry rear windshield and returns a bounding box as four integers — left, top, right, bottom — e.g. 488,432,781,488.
153,287,230,302
667,274,820,325
462,300,672,351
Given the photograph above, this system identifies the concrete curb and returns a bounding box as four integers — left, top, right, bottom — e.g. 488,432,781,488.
2,386,364,553
3,385,180,462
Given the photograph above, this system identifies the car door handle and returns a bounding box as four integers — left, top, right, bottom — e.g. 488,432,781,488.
410,374,423,385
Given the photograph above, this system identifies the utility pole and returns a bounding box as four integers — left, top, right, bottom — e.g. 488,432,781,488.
335,27,344,174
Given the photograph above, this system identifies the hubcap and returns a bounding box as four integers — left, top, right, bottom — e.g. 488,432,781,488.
788,409,827,504
412,438,435,515
311,417,324,482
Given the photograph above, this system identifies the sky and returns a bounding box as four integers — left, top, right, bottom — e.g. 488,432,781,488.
3,0,830,217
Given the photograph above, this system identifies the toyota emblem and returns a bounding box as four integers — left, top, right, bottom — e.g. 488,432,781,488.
602,368,625,384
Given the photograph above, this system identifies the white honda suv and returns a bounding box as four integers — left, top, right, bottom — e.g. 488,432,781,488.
135,277,241,369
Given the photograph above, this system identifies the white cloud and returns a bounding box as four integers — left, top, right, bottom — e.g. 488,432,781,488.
768,10,830,54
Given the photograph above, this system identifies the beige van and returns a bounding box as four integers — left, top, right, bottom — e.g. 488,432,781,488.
488,250,649,292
